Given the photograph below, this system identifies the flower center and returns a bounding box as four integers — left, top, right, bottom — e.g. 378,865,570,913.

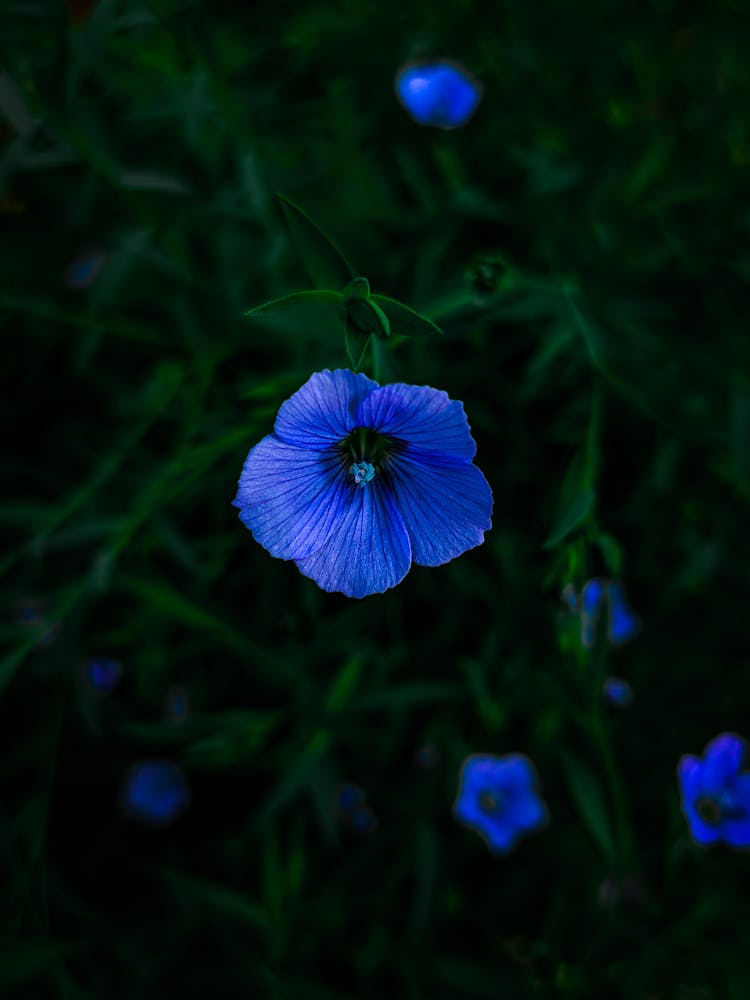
696,796,722,824
340,426,395,482
479,790,503,814
351,461,376,488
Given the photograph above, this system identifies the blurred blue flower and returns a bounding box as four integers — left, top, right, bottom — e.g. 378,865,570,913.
86,657,122,695
65,248,106,289
581,578,604,619
602,676,633,708
395,61,482,129
234,370,493,598
560,582,578,614
677,733,750,848
165,684,189,722
334,782,376,834
605,581,640,645
121,760,190,826
453,754,548,854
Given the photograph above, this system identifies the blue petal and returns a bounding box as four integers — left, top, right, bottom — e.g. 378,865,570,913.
702,733,745,791
355,382,479,461
606,582,640,644
581,578,604,619
395,62,481,129
293,480,411,598
722,815,750,848
233,436,349,560
274,369,378,450
482,818,519,854
383,450,492,567
677,754,703,801
512,791,548,832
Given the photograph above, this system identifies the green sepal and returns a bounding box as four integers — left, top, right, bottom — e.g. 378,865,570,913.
346,298,390,339
370,294,443,337
344,323,371,371
276,193,355,290
342,276,370,304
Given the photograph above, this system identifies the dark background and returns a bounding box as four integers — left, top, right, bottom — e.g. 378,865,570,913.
2,0,750,996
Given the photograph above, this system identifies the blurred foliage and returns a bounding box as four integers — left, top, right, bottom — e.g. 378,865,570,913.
2,0,750,997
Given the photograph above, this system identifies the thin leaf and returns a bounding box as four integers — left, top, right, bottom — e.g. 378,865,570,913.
371,294,443,336
543,489,595,550
559,750,617,862
277,193,354,289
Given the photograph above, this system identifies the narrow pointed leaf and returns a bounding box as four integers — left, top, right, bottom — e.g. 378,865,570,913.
560,750,617,862
370,294,444,336
342,276,370,303
277,193,355,289
245,289,345,335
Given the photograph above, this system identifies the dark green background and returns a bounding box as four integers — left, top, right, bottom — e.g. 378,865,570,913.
2,0,750,996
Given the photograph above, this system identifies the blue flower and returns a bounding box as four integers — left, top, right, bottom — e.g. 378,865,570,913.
394,60,482,129
233,370,493,598
605,581,640,645
453,754,548,854
677,734,750,848
602,676,633,708
86,657,122,695
121,760,191,826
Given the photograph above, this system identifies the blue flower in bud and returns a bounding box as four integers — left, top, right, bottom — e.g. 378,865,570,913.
453,754,548,854
86,657,122,695
677,734,750,848
602,676,633,708
234,370,492,598
65,248,106,289
395,60,482,129
605,581,640,645
165,685,189,722
334,782,376,834
121,760,190,826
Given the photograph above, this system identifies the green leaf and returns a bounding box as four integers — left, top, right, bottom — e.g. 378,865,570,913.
559,750,617,862
543,489,595,549
245,289,343,317
245,289,345,336
155,867,269,931
277,193,355,289
344,324,371,371
370,294,443,337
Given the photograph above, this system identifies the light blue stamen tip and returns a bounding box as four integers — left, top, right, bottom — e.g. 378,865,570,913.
351,462,376,487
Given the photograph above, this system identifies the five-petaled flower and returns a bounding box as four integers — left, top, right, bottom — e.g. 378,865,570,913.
233,369,493,598
677,733,750,848
453,753,548,855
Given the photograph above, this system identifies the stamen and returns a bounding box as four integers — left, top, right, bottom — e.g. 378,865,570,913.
351,462,376,488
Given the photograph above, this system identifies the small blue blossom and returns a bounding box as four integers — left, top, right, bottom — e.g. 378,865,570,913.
453,754,548,855
677,733,750,848
234,370,493,598
581,578,605,620
165,684,189,723
86,657,122,695
602,676,633,708
394,60,482,129
605,581,640,645
334,782,376,834
65,248,106,289
121,760,190,827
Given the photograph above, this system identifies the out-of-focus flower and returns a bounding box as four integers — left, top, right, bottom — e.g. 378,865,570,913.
395,60,482,129
165,685,189,723
65,248,106,289
120,760,191,827
334,782,377,834
413,744,440,770
605,581,640,645
86,657,122,695
602,676,633,708
453,754,548,854
677,733,750,848
233,370,492,598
